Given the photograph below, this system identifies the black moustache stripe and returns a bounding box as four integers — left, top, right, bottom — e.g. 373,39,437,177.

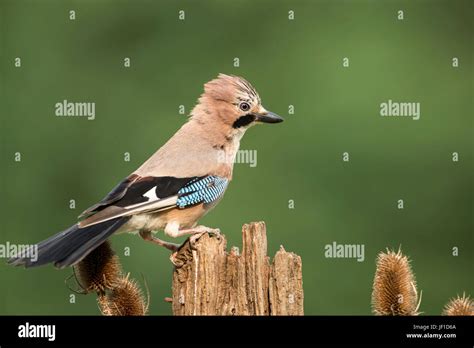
232,114,256,128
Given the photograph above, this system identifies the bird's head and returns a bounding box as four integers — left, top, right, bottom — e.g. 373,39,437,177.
191,74,283,132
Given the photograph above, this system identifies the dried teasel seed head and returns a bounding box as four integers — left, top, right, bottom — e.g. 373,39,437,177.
74,241,122,293
442,293,474,316
371,249,420,316
98,274,148,316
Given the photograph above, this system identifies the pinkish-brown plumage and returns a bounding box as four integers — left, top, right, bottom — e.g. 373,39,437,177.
135,74,268,179
10,74,283,269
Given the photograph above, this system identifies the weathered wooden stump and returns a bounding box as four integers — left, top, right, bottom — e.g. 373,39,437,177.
171,221,304,315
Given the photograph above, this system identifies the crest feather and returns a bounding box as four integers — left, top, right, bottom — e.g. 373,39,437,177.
203,73,260,104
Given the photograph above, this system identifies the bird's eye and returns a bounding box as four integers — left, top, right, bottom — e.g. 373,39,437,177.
239,102,251,112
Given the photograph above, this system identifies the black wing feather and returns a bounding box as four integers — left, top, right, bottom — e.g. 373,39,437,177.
79,174,204,219
79,174,141,218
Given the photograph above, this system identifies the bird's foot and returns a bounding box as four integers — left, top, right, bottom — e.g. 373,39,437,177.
139,230,180,252
188,226,221,248
165,225,221,241
168,226,221,265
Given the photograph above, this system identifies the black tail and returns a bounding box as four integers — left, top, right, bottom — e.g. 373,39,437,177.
8,217,130,269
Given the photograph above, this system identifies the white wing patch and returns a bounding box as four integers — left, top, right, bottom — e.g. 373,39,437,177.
143,186,160,201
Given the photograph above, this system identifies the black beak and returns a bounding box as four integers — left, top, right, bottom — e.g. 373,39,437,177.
255,111,284,124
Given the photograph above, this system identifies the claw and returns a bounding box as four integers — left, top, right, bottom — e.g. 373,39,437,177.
170,252,180,266
189,232,206,249
208,228,221,237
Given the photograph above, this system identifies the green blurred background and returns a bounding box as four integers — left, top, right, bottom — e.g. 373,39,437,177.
0,0,472,315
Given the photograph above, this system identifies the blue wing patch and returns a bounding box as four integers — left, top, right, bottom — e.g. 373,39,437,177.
176,176,228,208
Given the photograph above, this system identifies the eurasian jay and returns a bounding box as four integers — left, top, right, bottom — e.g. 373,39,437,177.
9,74,283,268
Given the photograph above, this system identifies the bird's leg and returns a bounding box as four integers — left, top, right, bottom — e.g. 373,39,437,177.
164,224,221,248
173,225,221,237
166,225,222,265
165,224,220,238
139,230,180,252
